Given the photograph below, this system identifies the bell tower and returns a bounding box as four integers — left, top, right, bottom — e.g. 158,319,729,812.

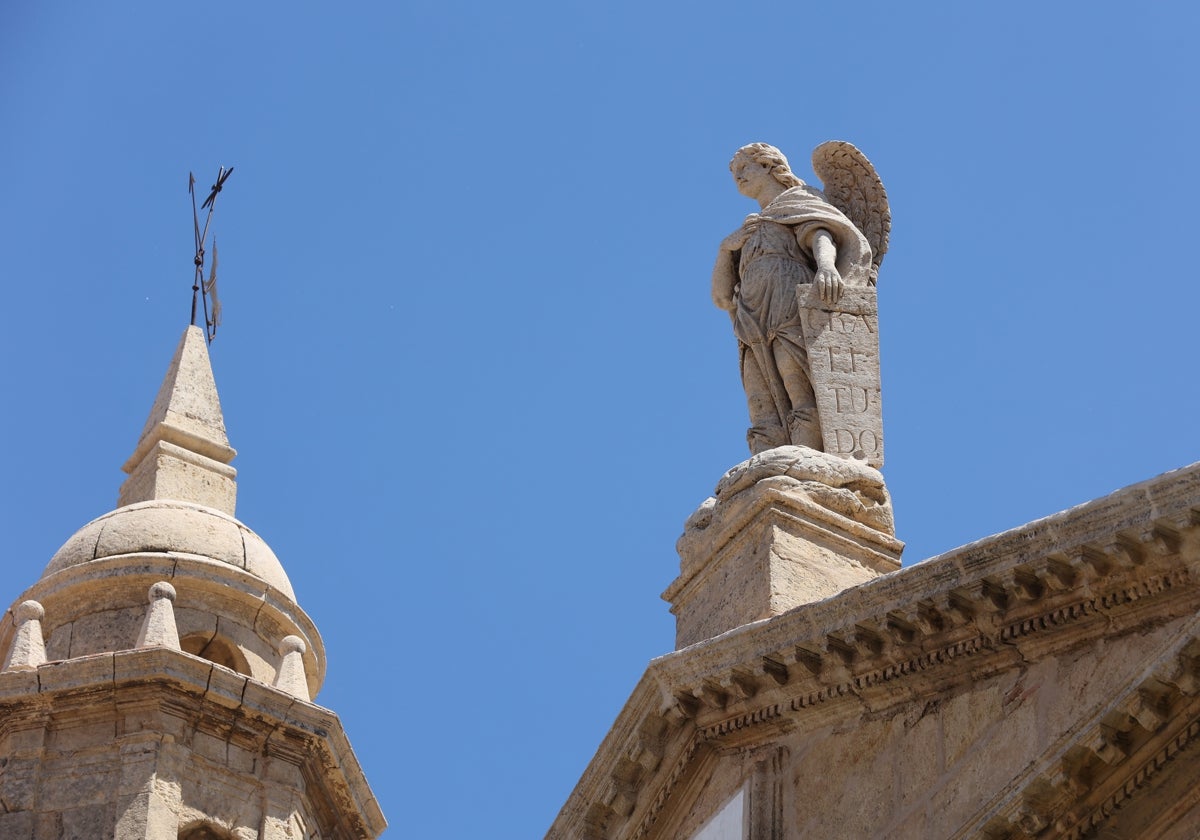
0,326,385,839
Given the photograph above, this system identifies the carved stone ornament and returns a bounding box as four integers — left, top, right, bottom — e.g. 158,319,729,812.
710,445,892,533
712,141,890,460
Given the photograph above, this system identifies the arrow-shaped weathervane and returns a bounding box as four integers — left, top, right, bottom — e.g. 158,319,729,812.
189,166,233,344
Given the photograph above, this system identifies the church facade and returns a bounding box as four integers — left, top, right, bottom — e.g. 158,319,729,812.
548,457,1200,838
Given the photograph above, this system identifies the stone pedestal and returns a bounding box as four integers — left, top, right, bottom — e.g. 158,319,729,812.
664,448,903,649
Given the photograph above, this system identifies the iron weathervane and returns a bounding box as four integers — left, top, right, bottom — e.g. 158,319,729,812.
189,166,233,343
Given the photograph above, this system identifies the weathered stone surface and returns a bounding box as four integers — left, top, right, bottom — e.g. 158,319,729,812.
0,812,34,837
63,606,143,658
0,666,40,701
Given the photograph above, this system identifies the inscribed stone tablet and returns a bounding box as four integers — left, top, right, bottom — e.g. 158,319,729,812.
797,285,884,468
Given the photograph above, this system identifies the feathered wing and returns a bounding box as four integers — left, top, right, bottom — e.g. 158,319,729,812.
811,141,890,284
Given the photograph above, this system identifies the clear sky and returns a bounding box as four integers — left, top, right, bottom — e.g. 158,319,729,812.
2,3,1199,837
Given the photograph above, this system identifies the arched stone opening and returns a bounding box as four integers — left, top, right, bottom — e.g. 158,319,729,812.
179,824,233,840
180,632,251,677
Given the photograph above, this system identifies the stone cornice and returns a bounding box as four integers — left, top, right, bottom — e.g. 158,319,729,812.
546,461,1200,840
0,647,385,837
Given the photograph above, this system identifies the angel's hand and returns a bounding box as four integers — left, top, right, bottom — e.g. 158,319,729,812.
816,267,844,304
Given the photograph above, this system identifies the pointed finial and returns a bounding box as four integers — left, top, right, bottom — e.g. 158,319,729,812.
274,635,311,701
118,326,238,514
3,601,47,672
136,582,181,650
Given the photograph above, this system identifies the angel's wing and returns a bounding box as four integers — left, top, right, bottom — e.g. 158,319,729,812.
812,141,890,284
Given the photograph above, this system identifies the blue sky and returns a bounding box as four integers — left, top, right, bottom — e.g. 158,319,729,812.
3,3,1199,837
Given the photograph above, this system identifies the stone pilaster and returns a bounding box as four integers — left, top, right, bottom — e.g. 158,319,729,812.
748,747,789,840
114,735,183,840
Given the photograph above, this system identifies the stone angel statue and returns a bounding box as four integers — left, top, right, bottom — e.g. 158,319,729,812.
712,141,890,455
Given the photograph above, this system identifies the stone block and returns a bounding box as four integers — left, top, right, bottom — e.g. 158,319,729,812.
0,757,43,810
1,727,48,756
225,741,257,775
44,622,72,662
60,804,115,840
38,652,114,693
119,441,237,516
192,730,228,766
0,667,41,701
38,756,120,808
666,478,901,648
67,607,142,657
0,810,34,838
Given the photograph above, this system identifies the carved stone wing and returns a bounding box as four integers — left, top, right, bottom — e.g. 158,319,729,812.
811,141,890,284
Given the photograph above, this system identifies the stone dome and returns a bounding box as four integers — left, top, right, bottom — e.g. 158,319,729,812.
43,499,296,600
5,327,325,700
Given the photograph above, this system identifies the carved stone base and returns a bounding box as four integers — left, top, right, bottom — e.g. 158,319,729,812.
663,447,903,649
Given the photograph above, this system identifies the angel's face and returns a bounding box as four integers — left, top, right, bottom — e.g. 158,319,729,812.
731,154,775,201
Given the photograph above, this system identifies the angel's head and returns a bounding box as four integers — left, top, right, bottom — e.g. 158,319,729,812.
731,143,804,195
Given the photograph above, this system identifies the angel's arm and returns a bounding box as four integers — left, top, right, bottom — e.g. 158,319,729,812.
810,228,843,304
712,249,738,312
712,219,755,311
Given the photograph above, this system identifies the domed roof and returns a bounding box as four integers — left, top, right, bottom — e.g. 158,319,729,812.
43,499,295,599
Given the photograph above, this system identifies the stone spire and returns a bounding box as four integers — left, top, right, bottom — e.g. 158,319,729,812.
118,325,237,514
